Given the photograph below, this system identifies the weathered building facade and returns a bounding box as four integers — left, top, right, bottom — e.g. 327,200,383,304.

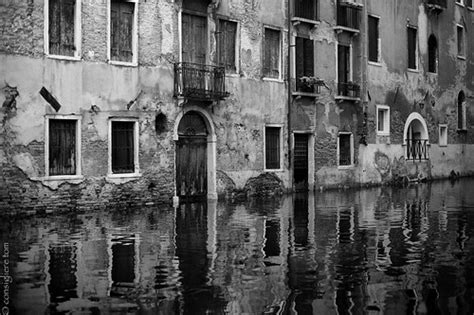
0,0,473,212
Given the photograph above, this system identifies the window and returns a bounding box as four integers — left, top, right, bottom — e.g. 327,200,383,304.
109,0,138,64
376,105,390,135
439,125,448,146
337,43,357,97
407,26,417,70
109,120,139,175
467,0,473,8
46,0,81,58
295,36,314,92
368,15,380,63
456,0,464,5
263,28,281,79
46,117,81,177
338,133,353,166
458,91,467,130
218,19,237,72
294,0,318,21
265,126,281,170
428,34,438,73
457,25,465,58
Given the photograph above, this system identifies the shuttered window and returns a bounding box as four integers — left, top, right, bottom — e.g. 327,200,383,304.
368,15,379,62
111,121,135,174
338,133,352,166
407,27,417,69
337,44,350,83
111,0,134,63
295,37,314,92
294,0,318,21
49,0,76,56
263,28,281,78
182,13,207,64
49,119,77,176
218,19,237,72
265,127,281,170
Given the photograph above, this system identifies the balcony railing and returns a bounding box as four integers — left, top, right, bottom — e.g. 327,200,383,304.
174,62,229,101
337,2,361,30
406,139,429,161
337,82,360,98
426,0,447,9
294,0,318,21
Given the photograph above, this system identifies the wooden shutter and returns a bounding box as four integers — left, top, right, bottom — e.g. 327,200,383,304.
112,121,135,173
218,20,236,71
49,0,61,55
49,0,75,56
111,1,134,62
338,44,349,83
265,127,280,169
182,14,207,64
182,14,191,63
264,29,279,78
49,120,76,176
368,16,378,62
295,37,305,80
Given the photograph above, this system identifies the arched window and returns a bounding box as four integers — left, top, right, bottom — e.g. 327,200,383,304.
458,90,466,130
428,34,438,73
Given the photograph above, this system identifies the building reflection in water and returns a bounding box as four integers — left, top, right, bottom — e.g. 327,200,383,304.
6,179,474,314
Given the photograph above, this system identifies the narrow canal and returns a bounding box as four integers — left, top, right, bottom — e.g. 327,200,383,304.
2,178,474,314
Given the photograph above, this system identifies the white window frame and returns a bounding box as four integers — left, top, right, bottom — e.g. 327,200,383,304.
217,16,241,76
107,0,139,67
262,25,283,82
337,132,354,168
376,105,390,136
108,118,140,178
407,25,418,71
439,124,448,146
44,115,82,179
368,14,381,65
264,124,284,172
456,0,465,7
456,24,466,59
44,0,82,61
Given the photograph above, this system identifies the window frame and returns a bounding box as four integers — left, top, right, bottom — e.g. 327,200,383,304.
336,41,353,85
217,17,240,74
108,117,140,178
456,0,465,7
107,0,139,67
337,132,354,168
264,124,283,171
439,124,448,146
262,26,283,81
44,115,82,180
368,14,381,64
456,24,466,59
376,105,390,136
44,0,82,61
407,25,418,71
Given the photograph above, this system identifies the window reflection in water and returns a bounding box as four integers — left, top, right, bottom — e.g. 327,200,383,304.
48,244,78,304
110,234,137,296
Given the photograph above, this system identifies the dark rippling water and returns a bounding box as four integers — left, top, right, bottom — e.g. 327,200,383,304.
2,179,474,314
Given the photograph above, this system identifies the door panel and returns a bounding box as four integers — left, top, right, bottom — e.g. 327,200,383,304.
176,137,207,200
294,134,309,191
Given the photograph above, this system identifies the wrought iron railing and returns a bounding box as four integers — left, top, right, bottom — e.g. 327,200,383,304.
294,0,318,21
174,62,229,101
337,2,361,30
337,82,360,98
406,139,429,161
426,0,447,8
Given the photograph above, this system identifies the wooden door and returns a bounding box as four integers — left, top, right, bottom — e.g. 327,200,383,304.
182,13,207,64
294,134,309,191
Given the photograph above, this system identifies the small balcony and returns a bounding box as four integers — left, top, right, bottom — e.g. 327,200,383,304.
294,76,325,97
335,2,361,34
406,139,429,161
337,82,360,99
174,62,230,102
426,0,447,13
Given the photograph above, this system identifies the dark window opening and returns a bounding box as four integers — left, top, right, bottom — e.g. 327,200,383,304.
112,121,135,174
428,34,438,73
155,113,168,134
457,26,465,57
49,0,76,56
294,0,317,21
111,236,136,296
218,19,237,72
263,28,280,78
295,36,314,92
264,219,280,257
368,15,379,62
407,27,417,69
338,133,351,166
265,127,281,169
48,245,78,303
49,119,77,176
458,90,466,130
111,0,134,63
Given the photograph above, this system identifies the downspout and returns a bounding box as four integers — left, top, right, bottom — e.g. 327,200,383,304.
287,0,292,190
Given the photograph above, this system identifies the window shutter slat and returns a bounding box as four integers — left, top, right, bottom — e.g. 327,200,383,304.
61,0,75,56
49,0,61,55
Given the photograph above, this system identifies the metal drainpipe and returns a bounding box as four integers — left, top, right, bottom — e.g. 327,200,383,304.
287,0,292,188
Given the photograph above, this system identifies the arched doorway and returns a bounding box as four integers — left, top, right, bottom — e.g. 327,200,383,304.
403,112,429,160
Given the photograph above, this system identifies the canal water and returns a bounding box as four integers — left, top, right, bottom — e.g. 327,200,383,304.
2,178,474,314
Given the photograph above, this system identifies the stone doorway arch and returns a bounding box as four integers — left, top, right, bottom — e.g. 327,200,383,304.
403,112,429,160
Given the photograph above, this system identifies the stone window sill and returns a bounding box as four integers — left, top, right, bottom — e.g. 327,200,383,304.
368,61,382,67
457,55,466,61
47,54,81,62
42,175,84,181
407,68,419,73
264,168,284,173
263,77,284,83
109,60,138,67
338,165,354,170
292,91,318,98
291,17,320,27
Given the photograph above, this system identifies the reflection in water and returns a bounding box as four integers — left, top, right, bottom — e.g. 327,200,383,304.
4,178,474,314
